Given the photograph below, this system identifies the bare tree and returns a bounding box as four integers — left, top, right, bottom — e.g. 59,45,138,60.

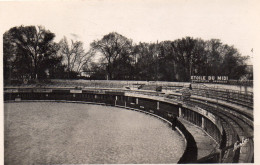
58,37,93,77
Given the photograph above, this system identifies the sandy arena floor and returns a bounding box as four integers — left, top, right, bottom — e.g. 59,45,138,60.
4,102,185,164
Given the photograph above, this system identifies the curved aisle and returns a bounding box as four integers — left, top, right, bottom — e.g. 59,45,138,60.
178,118,218,159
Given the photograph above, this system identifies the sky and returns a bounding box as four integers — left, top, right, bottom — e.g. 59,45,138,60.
0,0,259,64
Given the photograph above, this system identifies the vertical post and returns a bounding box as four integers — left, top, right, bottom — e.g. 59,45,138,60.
115,96,118,106
136,98,138,104
179,107,182,117
157,101,160,110
190,54,193,81
156,53,158,88
202,117,205,129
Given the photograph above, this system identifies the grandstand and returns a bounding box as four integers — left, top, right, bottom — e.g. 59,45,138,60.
4,80,254,163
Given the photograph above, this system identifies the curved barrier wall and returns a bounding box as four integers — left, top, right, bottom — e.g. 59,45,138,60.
4,87,225,163
175,119,197,163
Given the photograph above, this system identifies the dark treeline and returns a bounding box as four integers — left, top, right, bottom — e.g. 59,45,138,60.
3,25,252,84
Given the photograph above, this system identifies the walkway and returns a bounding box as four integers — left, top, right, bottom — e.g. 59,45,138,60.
178,118,218,159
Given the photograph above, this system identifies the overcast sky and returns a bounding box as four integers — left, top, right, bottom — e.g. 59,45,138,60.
1,0,259,62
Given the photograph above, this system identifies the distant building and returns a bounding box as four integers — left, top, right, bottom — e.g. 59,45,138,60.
80,71,95,78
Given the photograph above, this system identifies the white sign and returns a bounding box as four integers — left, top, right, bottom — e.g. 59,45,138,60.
33,89,52,93
191,75,229,83
5,89,18,93
70,90,82,93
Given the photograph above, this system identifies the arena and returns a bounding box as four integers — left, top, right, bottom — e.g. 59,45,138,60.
4,80,254,164
5,102,185,164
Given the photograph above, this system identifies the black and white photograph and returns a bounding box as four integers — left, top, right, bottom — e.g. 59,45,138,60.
1,0,259,164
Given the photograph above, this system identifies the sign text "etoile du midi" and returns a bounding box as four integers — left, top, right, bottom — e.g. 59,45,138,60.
191,76,228,83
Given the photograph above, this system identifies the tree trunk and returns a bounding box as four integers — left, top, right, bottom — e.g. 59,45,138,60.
34,65,38,80
68,57,71,79
33,58,38,80
107,65,112,80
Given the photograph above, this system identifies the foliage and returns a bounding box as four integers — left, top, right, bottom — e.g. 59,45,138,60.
3,25,62,81
90,32,133,80
90,35,250,81
3,26,251,82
